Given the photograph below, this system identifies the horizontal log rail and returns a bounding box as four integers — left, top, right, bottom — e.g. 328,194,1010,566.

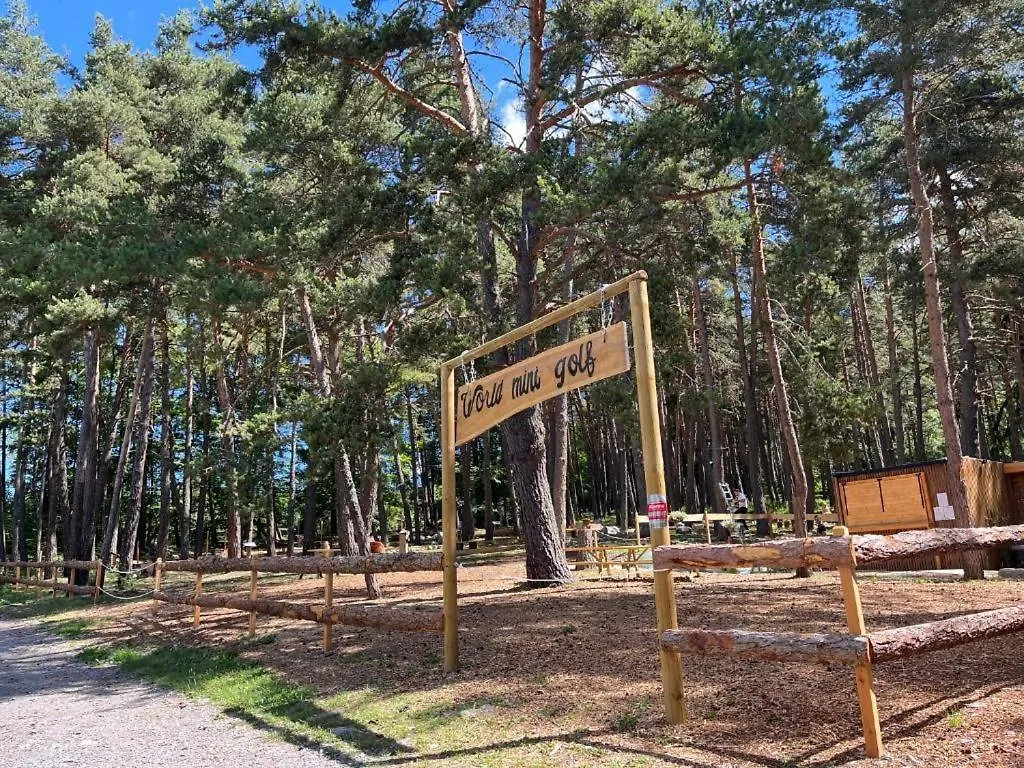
653,536,855,571
852,525,1024,565
159,552,442,575
1,559,99,571
662,628,869,665
867,606,1024,662
152,590,443,633
0,575,94,596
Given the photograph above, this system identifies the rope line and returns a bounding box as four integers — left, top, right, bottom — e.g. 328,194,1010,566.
98,586,156,601
102,564,151,576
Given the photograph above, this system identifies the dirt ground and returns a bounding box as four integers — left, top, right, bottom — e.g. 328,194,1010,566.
47,560,1024,767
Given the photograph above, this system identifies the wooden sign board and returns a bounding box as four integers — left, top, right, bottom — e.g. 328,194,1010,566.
455,322,630,446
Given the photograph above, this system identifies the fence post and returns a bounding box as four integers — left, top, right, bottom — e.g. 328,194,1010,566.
93,559,102,605
68,567,76,599
248,553,258,639
152,558,163,616
193,570,203,629
14,564,20,588
832,525,882,758
630,277,686,724
322,541,333,652
440,362,459,674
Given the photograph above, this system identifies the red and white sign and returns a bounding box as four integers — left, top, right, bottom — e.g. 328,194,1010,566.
647,494,669,528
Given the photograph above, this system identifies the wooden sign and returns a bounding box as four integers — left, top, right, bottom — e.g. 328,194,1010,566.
455,322,630,446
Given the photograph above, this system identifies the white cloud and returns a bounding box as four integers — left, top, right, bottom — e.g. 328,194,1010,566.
497,98,527,149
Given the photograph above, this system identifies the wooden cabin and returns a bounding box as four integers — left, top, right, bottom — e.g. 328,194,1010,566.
832,457,1024,571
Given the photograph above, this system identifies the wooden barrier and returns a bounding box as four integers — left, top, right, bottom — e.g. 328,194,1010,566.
160,551,442,575
151,591,443,633
0,559,103,599
653,524,1024,758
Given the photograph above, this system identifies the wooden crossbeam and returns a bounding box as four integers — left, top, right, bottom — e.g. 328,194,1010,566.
160,552,442,575
653,536,855,571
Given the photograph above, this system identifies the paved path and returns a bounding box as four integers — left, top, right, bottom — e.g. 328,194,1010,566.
0,617,353,767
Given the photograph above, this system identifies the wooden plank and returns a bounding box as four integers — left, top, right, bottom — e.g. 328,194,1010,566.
653,536,855,571
455,323,630,446
661,628,869,665
869,606,1024,662
442,271,644,369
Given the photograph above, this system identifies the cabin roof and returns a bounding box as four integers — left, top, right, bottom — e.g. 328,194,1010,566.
832,458,948,480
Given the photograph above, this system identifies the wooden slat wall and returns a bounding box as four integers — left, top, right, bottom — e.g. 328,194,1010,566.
835,460,1010,572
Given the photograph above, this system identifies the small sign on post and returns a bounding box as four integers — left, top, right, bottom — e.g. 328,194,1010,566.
647,494,669,529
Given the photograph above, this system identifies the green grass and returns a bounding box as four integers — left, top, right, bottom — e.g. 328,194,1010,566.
46,617,95,638
945,708,968,728
0,585,75,618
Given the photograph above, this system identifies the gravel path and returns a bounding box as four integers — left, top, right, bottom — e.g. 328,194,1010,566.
0,617,355,768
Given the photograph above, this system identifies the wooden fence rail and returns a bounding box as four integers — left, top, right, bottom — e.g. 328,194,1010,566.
652,524,1024,759
151,591,443,633
159,552,442,575
0,559,103,603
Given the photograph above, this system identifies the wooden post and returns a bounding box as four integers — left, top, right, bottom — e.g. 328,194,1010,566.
68,568,76,599
630,278,685,724
248,554,258,638
192,570,203,628
14,564,20,588
34,566,41,599
398,529,409,554
152,559,163,616
440,363,459,673
832,525,882,758
322,541,333,652
93,559,102,605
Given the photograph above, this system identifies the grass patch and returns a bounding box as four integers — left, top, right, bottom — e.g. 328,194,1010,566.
47,617,95,638
945,708,967,728
0,585,75,618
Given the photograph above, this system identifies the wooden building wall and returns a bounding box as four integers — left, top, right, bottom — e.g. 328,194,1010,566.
833,458,1010,572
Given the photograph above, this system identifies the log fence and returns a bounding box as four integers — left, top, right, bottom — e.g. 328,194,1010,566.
0,559,103,603
151,549,444,653
652,524,1024,757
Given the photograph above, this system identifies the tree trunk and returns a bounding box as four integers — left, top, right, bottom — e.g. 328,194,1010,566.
901,68,980,579
101,317,153,564
214,336,242,559
46,364,69,565
179,334,194,560
693,275,727,515
729,250,766,516
882,257,906,463
156,321,173,559
910,296,927,460
482,429,495,540
937,165,980,457
119,313,158,570
745,158,809,575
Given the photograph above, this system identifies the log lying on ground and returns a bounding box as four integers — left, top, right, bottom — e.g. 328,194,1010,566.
653,536,854,571
998,569,1024,581
160,552,443,575
853,525,1024,566
868,605,1024,662
152,591,444,632
0,575,93,595
662,628,869,665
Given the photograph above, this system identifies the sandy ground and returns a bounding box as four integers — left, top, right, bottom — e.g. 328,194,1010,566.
0,617,350,768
